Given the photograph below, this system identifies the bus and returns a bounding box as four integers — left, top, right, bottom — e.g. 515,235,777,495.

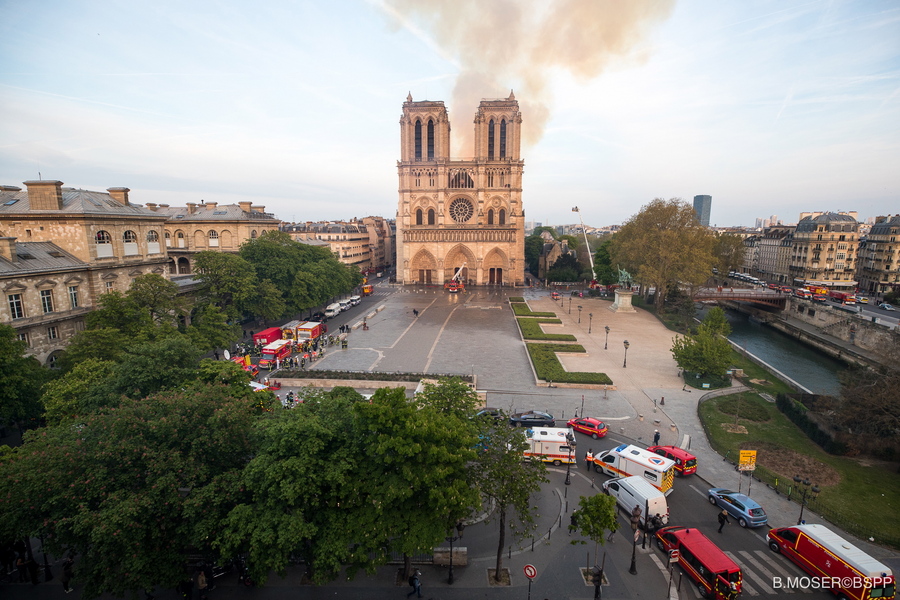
656,526,742,599
767,524,894,600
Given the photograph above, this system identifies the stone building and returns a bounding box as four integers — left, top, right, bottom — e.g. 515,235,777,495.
0,180,170,364
144,201,281,275
856,214,900,296
788,212,859,290
395,92,525,286
283,217,395,273
755,225,794,284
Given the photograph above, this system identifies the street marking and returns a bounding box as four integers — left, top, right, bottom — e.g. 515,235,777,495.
649,553,681,600
422,305,461,373
726,551,769,595
752,550,811,593
689,484,707,499
738,550,795,594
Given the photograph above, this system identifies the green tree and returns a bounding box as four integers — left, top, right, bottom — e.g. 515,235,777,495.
127,273,183,327
547,252,582,283
111,335,203,400
610,198,716,311
471,420,548,582
0,384,259,599
85,291,152,337
671,321,732,378
712,233,746,280
40,359,116,425
0,324,50,428
58,327,128,371
187,303,241,353
194,251,261,319
592,239,617,287
702,307,731,336
569,493,619,565
524,234,545,276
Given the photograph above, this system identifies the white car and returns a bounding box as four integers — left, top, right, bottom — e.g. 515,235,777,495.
349,295,361,306
878,302,895,311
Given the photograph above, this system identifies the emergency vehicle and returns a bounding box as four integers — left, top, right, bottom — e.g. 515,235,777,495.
444,263,466,293
828,290,857,305
253,327,282,346
523,427,576,466
362,284,373,296
767,524,895,600
295,321,325,341
656,526,742,599
647,445,697,476
258,339,292,369
592,444,676,495
280,320,303,340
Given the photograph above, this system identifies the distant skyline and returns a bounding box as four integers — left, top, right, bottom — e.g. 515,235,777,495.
1,0,898,227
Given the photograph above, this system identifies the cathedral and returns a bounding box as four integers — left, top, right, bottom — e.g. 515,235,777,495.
395,92,526,286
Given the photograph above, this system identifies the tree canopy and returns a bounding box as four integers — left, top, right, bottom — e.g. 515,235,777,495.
671,308,733,378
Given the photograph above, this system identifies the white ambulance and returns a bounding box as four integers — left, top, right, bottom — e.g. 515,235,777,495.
592,443,676,495
523,427,577,466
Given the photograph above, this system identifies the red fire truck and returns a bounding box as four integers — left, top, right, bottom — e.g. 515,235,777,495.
295,321,325,342
828,291,857,305
767,524,894,600
258,339,292,369
253,327,282,346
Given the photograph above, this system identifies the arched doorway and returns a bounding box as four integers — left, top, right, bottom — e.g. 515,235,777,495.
177,257,191,274
410,249,437,285
443,244,476,285
483,248,509,285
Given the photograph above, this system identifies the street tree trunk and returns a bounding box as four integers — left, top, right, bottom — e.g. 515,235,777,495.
494,505,507,581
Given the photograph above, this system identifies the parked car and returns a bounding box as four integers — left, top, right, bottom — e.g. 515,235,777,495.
647,445,697,476
707,488,768,528
566,417,609,439
878,302,895,311
310,312,327,322
475,407,504,420
813,294,828,303
509,411,555,428
856,296,869,303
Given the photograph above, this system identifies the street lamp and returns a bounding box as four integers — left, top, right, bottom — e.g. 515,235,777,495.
588,313,593,334
578,305,583,323
629,504,642,575
623,340,630,368
568,297,572,314
793,475,820,525
446,523,464,584
564,431,576,485
604,326,610,350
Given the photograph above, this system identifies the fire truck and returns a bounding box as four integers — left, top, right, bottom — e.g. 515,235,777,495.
828,290,857,305
362,284,373,296
295,321,325,342
444,262,466,293
259,339,292,369
252,327,282,347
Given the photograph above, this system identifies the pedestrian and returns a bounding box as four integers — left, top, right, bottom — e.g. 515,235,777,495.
653,430,660,445
61,556,74,593
406,569,422,598
584,448,593,470
213,350,219,360
592,565,603,599
16,553,27,582
717,509,730,533
568,509,579,536
196,569,208,600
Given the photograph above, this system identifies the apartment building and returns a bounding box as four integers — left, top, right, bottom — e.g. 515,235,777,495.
857,214,900,296
788,212,859,290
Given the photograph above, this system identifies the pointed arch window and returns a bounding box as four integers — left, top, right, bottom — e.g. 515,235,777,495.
427,119,435,161
488,118,495,159
487,209,495,225
414,119,422,161
427,209,436,225
416,209,423,225
500,119,507,158
499,208,506,225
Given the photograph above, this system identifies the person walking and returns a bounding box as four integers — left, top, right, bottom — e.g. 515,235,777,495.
584,448,593,470
652,430,660,445
61,556,74,593
196,568,208,600
568,509,579,536
406,569,422,598
717,509,730,533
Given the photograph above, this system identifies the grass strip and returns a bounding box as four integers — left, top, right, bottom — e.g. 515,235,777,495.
517,318,577,341
526,343,613,384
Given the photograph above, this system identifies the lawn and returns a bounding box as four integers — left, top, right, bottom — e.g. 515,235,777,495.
526,343,612,385
699,393,900,548
510,302,557,318
517,318,577,342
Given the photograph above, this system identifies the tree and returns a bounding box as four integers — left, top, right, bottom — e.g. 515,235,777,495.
84,291,152,337
592,239,617,287
834,345,900,446
546,252,582,283
712,233,746,280
0,384,259,599
40,359,116,425
702,307,731,336
471,420,548,582
187,303,241,353
0,324,50,428
58,327,128,371
193,251,261,319
671,321,732,378
610,198,716,311
126,273,183,327
524,234,544,276
569,493,619,565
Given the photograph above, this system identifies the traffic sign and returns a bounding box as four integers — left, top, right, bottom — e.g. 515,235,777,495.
668,549,680,563
523,564,537,579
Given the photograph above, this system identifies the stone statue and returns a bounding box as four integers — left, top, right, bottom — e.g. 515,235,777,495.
617,266,633,289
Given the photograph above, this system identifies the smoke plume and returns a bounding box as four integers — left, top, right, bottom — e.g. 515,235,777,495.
385,0,675,156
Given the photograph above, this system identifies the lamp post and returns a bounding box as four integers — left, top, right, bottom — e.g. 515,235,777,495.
793,475,820,525
568,297,572,314
629,504,642,575
446,524,463,584
564,431,576,485
588,313,593,334
38,531,52,582
604,326,610,350
578,305,583,324
623,340,630,368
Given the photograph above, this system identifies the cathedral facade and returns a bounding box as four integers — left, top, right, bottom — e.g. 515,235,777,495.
395,92,525,286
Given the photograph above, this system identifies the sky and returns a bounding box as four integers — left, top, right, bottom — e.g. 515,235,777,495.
1,0,898,228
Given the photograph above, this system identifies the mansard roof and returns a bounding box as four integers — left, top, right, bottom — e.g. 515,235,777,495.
0,186,162,218
0,241,85,275
796,212,859,232
152,204,278,222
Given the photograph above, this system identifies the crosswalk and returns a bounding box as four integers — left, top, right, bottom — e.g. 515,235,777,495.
663,547,816,597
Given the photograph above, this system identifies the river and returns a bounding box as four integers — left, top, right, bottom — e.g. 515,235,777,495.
721,310,845,396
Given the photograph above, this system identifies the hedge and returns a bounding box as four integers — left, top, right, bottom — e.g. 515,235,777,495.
517,318,577,341
526,343,613,384
511,302,557,317
775,393,849,455
508,296,526,303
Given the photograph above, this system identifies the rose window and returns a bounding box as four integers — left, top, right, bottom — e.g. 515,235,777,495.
449,198,474,223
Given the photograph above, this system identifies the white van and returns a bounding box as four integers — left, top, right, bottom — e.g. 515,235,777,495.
339,299,352,312
601,475,669,527
324,303,342,319
349,295,361,306
593,443,676,495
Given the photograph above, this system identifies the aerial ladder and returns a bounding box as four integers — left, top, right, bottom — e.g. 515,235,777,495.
444,262,466,293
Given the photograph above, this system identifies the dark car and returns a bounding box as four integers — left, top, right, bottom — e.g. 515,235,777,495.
475,407,504,420
509,411,555,428
566,417,608,439
310,311,327,322
707,488,768,528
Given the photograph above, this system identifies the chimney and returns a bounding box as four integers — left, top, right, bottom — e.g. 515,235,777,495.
24,180,64,210
238,201,252,213
0,237,16,262
145,202,158,211
107,187,130,205
205,202,218,210
186,202,197,214
0,185,22,192
251,205,264,213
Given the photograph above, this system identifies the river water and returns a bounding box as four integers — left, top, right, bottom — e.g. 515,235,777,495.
721,310,845,396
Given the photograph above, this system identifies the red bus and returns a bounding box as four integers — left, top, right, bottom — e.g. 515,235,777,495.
656,526,742,599
767,524,894,600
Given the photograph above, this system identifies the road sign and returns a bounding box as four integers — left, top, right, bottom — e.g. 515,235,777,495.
738,450,757,472
668,549,680,563
523,564,537,579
